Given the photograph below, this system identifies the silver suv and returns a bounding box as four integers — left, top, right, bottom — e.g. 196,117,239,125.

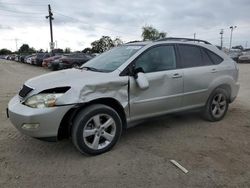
8,38,239,155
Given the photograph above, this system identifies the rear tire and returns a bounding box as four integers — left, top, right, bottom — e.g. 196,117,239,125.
202,88,229,122
72,104,122,155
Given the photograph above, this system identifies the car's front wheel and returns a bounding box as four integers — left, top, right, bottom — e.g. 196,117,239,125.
202,88,229,122
72,104,122,155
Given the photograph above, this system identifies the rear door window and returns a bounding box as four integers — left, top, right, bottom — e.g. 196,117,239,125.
179,45,203,68
201,48,214,65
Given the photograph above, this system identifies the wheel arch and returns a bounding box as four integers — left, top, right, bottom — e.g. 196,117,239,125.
207,84,232,105
57,97,127,140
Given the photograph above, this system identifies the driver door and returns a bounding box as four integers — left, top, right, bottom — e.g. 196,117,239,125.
129,45,184,121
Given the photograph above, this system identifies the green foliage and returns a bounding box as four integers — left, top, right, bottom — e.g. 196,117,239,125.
90,36,123,53
19,44,29,53
64,48,71,53
113,37,123,46
82,47,92,54
141,26,167,41
18,44,36,54
91,36,114,53
0,48,12,55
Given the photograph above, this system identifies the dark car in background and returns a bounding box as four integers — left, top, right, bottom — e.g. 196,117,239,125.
50,53,93,70
35,53,52,66
42,55,62,68
19,55,27,63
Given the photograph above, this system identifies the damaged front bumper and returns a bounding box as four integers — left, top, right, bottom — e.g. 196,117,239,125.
8,95,74,140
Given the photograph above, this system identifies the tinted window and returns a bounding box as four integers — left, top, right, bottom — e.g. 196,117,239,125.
135,45,176,73
206,49,223,64
201,48,214,65
179,45,203,68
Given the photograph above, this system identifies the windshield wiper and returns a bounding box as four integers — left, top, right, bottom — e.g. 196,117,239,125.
81,66,107,72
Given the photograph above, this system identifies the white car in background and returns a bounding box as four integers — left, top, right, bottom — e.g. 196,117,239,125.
25,55,36,64
239,49,250,63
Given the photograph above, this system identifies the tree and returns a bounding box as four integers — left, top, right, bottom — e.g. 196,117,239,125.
82,47,92,54
29,47,36,53
18,44,36,54
0,48,12,55
84,36,124,54
64,48,71,53
91,36,115,53
19,44,30,53
38,49,44,53
113,37,123,46
141,26,167,41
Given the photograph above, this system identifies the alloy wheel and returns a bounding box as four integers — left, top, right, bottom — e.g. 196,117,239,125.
83,114,116,150
211,93,227,118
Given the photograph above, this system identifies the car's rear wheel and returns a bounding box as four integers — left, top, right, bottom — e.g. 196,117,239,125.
202,88,229,122
72,104,122,155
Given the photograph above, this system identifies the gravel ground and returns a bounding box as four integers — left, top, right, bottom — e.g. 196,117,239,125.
0,60,250,188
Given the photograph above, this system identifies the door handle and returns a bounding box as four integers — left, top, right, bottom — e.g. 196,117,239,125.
172,73,182,78
211,68,217,73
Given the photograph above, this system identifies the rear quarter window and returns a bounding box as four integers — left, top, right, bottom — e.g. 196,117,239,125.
205,49,223,64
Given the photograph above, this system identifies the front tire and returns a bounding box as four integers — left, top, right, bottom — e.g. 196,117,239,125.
72,104,122,155
202,88,229,122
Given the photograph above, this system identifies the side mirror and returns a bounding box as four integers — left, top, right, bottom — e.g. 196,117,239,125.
135,72,149,90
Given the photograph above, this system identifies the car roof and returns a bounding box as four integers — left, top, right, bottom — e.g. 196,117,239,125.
123,37,230,61
126,37,211,46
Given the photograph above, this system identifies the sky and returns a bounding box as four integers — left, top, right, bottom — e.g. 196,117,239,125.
0,0,250,51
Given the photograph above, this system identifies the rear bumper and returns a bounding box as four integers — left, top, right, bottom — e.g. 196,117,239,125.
230,83,240,103
8,95,74,140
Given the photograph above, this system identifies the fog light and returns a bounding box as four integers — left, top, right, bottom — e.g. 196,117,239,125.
21,123,40,130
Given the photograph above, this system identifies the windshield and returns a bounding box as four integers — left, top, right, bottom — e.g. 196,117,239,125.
81,45,143,72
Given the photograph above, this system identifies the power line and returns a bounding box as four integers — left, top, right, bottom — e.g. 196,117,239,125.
0,11,44,18
0,7,44,14
0,2,48,6
55,11,139,37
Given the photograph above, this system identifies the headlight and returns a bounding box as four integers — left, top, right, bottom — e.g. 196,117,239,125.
24,93,63,108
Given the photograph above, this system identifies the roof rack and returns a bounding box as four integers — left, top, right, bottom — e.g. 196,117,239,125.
156,37,211,44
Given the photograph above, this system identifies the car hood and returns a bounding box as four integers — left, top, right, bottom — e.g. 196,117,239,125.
26,68,109,89
24,68,128,106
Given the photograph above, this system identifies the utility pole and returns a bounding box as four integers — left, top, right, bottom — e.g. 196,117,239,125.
219,29,224,49
229,26,237,51
46,4,54,51
194,33,196,40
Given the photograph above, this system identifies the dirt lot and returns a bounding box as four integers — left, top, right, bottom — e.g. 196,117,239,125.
0,60,250,188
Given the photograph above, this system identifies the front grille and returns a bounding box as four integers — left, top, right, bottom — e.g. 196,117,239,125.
19,85,33,98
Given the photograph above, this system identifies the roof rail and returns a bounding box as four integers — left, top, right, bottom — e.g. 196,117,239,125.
156,37,211,44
